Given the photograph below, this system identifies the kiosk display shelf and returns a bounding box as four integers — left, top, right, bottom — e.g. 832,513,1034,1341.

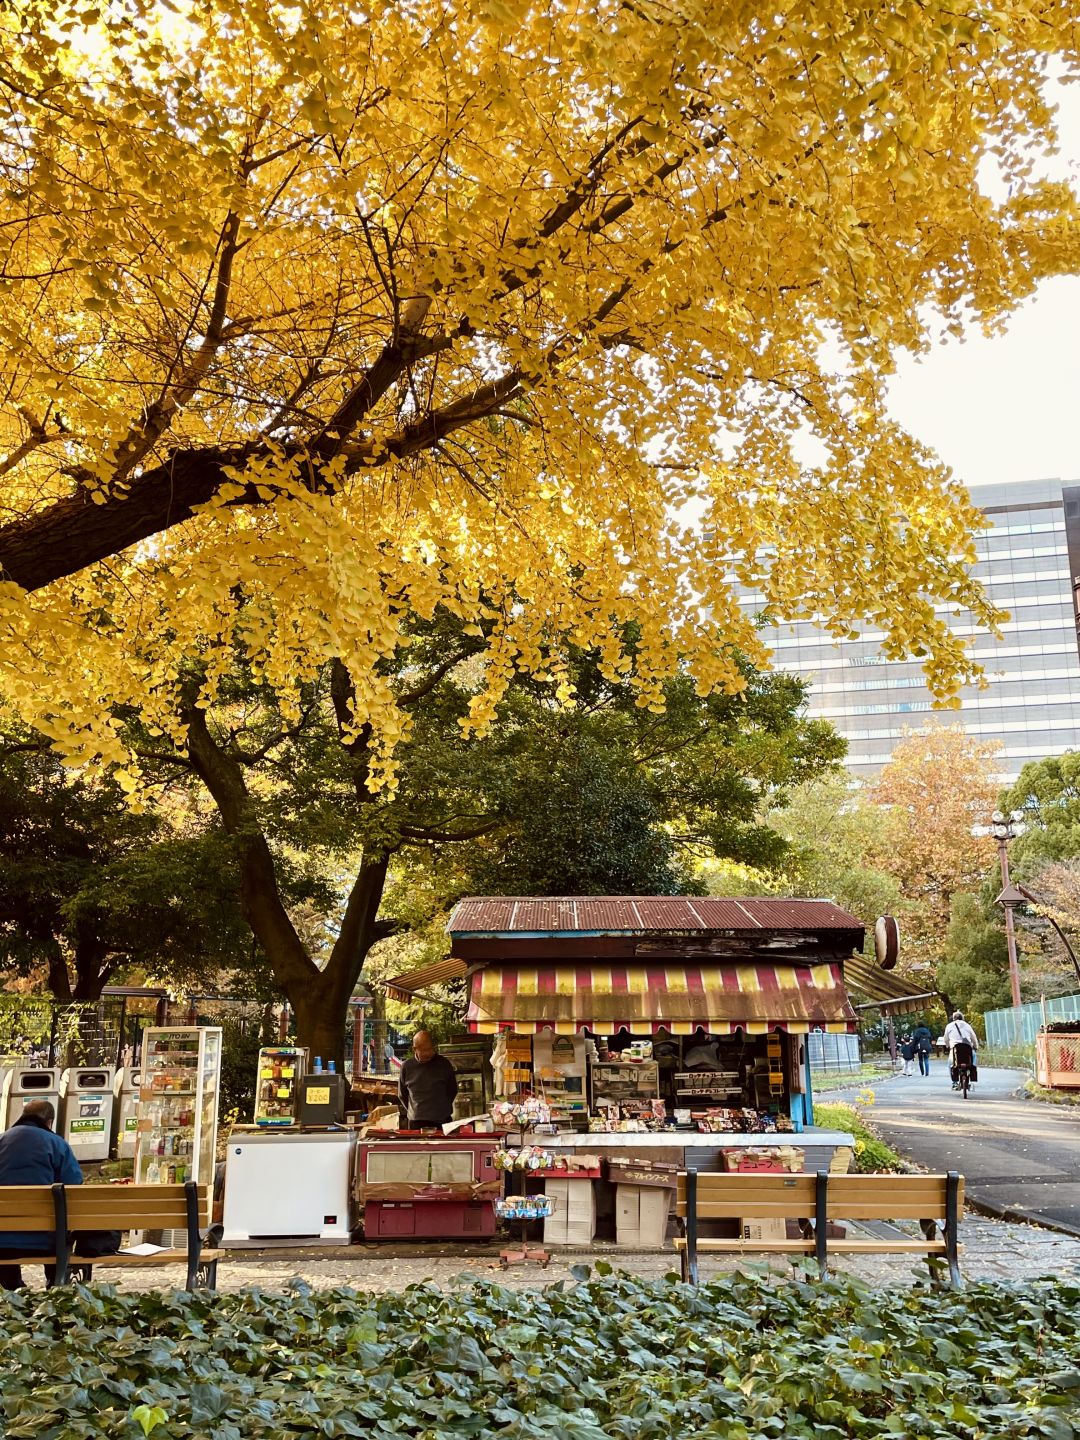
135,1025,222,1188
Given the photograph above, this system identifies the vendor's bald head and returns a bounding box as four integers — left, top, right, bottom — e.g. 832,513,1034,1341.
412,1030,437,1062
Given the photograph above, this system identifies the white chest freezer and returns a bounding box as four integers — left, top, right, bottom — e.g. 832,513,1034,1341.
222,1130,356,1246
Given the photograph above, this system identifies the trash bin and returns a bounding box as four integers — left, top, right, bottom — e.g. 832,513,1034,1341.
112,1065,142,1160
2,1065,62,1129
60,1065,116,1162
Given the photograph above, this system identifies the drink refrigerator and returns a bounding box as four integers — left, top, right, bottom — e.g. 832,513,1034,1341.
135,1026,222,1188
254,1046,307,1126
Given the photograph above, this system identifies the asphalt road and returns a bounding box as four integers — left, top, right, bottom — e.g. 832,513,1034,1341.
825,1064,1080,1236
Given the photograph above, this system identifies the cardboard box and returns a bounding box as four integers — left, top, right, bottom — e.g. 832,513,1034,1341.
604,1156,679,1189
616,1183,671,1247
740,1217,787,1242
725,1148,804,1174
544,1176,596,1246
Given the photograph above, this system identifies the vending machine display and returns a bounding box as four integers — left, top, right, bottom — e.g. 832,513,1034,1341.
254,1046,308,1127
135,1026,222,1188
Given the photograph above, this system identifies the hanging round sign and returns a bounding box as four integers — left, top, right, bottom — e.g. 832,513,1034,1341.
874,915,900,970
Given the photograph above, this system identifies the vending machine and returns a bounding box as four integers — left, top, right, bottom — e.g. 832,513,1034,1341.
112,1066,142,1159
59,1065,116,1162
2,1065,62,1129
253,1046,307,1126
135,1026,222,1188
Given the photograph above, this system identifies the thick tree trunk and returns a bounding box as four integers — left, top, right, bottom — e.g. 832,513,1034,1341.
184,699,397,1071
290,981,354,1075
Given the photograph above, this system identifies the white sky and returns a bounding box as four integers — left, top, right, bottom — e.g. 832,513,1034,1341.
886,80,1080,489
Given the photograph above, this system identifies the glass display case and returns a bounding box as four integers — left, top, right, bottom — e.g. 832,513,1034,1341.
254,1045,308,1126
592,1061,660,1107
441,1039,492,1120
135,1026,222,1188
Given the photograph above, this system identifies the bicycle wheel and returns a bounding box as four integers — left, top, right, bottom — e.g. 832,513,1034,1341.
961,1067,970,1099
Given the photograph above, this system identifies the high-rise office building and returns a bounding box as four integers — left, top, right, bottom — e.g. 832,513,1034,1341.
752,477,1080,781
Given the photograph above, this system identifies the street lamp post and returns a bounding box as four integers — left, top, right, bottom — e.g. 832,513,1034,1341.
989,810,1027,1012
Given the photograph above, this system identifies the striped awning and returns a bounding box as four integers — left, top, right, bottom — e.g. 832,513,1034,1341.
844,954,938,1013
386,959,469,1002
466,962,857,1035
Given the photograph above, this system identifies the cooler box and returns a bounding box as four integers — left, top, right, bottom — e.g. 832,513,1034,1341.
544,1176,596,1246
297,1072,346,1125
616,1184,671,1247
223,1130,356,1245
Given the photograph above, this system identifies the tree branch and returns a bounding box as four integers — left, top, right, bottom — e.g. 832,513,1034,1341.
184,701,319,985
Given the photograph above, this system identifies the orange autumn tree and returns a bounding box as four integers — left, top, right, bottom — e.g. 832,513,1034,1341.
2,1,1079,778
869,727,1002,982
1,1,1079,1055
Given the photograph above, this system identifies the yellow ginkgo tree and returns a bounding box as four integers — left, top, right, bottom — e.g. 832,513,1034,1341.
0,0,1077,783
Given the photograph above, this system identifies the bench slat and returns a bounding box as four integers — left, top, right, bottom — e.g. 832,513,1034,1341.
676,1176,816,1203
677,1168,965,1289
674,1237,814,1254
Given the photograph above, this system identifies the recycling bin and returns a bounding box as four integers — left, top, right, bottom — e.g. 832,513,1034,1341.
60,1065,116,1161
2,1065,62,1129
112,1065,142,1159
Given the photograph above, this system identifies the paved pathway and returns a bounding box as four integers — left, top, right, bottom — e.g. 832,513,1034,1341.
825,1064,1080,1235
25,1213,1079,1293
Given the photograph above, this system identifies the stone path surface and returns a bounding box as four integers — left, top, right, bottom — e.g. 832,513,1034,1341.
825,1064,1080,1236
28,1213,1080,1293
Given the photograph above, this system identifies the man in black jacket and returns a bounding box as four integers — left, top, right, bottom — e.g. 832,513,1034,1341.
0,1099,83,1288
398,1032,458,1129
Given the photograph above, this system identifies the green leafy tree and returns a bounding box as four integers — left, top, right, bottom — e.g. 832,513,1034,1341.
1003,753,1080,868
937,892,1012,1025
151,622,843,1065
0,729,254,1003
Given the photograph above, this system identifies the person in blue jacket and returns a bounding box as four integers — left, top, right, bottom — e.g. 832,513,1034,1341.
0,1098,83,1289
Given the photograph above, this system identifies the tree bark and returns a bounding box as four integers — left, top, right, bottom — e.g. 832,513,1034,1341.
183,699,395,1071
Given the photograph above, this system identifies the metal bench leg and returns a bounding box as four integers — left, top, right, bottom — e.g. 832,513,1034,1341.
945,1172,963,1291
815,1171,829,1280
184,1180,203,1291
685,1168,700,1286
51,1184,71,1286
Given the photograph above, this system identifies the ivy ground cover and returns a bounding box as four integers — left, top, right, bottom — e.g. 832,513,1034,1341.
1,1266,1078,1439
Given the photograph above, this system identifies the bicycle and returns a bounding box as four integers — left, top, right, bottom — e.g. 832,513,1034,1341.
951,1041,976,1099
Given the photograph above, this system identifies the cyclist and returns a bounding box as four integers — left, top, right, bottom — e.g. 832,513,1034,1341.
942,1011,979,1091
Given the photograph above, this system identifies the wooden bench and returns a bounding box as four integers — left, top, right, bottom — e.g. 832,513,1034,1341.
0,1182,222,1289
675,1169,964,1289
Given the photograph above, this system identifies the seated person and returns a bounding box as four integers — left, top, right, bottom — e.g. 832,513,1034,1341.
0,1099,83,1289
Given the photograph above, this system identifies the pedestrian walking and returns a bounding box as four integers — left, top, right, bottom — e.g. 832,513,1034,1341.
911,1023,933,1076
899,1036,916,1077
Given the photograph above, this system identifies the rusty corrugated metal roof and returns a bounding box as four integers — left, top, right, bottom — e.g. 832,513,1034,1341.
448,896,863,936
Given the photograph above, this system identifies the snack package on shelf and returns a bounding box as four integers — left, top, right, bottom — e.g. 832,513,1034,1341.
491,1097,551,1129
496,1195,555,1221
493,1146,601,1173
726,1146,805,1173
